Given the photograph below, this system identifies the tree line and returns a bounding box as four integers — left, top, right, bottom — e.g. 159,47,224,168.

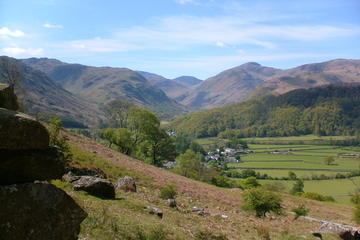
170,84,360,138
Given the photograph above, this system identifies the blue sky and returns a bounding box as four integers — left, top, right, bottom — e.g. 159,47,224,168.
0,0,359,79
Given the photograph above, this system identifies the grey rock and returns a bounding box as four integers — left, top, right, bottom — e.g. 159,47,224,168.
73,176,115,199
0,108,49,150
0,183,86,240
116,176,137,192
0,147,66,184
0,84,19,111
146,206,163,218
166,198,177,208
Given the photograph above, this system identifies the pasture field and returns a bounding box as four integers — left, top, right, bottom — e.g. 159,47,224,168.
259,177,360,204
196,135,360,205
243,135,354,142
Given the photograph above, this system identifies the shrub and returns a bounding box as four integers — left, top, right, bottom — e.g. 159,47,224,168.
301,192,335,202
292,204,309,219
48,117,72,160
290,179,304,195
159,184,177,200
211,175,234,188
242,188,283,217
242,177,261,189
351,193,360,205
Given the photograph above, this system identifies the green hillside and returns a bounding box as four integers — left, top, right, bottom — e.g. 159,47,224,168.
170,84,360,138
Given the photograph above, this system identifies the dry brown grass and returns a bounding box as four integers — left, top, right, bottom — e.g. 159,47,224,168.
64,131,356,239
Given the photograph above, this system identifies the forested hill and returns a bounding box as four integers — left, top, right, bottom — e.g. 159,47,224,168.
169,84,360,138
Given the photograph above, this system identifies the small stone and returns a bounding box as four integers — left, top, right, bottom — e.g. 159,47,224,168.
146,206,163,218
116,176,137,192
166,199,177,208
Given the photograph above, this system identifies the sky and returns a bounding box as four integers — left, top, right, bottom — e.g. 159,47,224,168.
0,0,359,79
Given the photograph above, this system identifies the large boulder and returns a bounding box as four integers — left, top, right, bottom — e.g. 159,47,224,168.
0,183,87,240
73,176,115,199
0,108,49,150
0,147,66,184
0,84,19,111
116,176,137,192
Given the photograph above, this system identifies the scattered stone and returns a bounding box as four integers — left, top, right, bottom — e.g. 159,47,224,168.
192,206,209,216
116,176,137,192
192,206,203,212
0,183,87,240
73,176,115,199
0,108,49,150
62,167,105,184
211,213,229,219
0,147,66,184
146,206,163,218
166,198,177,208
62,171,81,183
0,84,19,111
318,221,358,240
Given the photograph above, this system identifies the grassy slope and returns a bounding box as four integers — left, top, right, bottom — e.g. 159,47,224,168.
56,132,356,240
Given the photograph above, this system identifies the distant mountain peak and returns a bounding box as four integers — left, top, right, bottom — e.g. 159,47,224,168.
172,76,202,87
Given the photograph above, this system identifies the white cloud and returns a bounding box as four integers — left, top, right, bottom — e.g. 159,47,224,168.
175,0,196,4
215,41,226,47
0,27,25,38
43,23,63,29
2,47,44,56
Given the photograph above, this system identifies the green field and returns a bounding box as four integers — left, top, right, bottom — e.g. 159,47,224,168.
259,177,360,204
243,135,354,142
196,135,360,205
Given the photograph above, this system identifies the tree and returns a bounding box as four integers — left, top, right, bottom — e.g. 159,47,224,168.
173,150,205,180
241,169,256,178
103,99,134,128
288,171,297,180
243,188,283,217
351,193,360,205
242,177,261,189
48,117,71,160
290,179,304,195
324,156,335,165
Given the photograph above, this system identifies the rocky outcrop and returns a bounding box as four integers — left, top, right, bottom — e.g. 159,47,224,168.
0,183,87,240
0,147,66,184
0,84,19,111
0,88,86,240
116,176,137,192
0,108,49,150
73,176,115,199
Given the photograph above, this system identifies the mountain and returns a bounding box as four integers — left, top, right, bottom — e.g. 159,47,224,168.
172,76,202,87
21,58,187,120
170,84,360,138
178,59,360,110
0,56,102,127
137,71,189,99
254,59,360,96
178,62,281,109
